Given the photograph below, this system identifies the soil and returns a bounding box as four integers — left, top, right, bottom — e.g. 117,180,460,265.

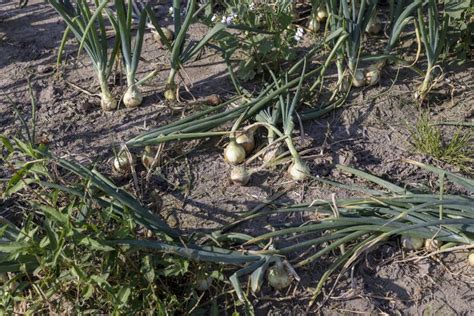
1,1,473,315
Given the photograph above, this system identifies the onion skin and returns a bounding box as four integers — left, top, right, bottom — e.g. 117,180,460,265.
469,252,474,267
352,69,366,87
401,235,424,250
288,158,310,181
267,262,291,290
141,146,155,169
224,141,246,165
230,166,250,186
236,131,255,154
365,66,380,86
123,86,143,108
424,239,441,252
113,152,136,173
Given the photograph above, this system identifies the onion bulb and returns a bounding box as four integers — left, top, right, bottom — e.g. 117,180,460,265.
230,166,250,186
352,69,366,87
401,235,424,250
100,93,117,111
123,86,143,108
365,15,382,34
424,239,441,252
153,27,174,45
365,66,380,86
224,141,246,165
141,146,155,169
316,7,327,22
113,151,136,173
196,276,213,291
307,18,320,32
164,88,176,101
267,261,291,290
236,130,255,154
288,158,310,181
469,252,474,267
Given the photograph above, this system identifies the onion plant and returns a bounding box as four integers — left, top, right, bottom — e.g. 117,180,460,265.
145,0,227,101
51,0,120,111
108,0,147,108
341,0,376,87
229,161,474,304
125,29,346,148
415,0,448,100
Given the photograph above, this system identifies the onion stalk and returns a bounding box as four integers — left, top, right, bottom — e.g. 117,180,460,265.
145,0,227,101
51,0,119,111
109,0,147,108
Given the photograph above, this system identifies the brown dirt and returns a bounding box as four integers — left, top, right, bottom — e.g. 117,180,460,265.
1,1,473,315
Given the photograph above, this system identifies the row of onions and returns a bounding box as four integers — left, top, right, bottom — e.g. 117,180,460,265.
51,0,227,110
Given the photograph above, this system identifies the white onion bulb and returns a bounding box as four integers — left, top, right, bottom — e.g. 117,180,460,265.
469,252,474,267
164,88,176,101
224,141,246,165
267,261,291,290
101,94,117,111
123,86,143,108
288,158,310,181
308,18,320,32
230,166,250,186
401,235,424,250
153,27,174,45
352,69,366,87
316,8,327,22
236,130,255,154
113,151,136,173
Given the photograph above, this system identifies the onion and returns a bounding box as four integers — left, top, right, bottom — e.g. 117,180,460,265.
224,141,246,165
153,27,174,45
365,66,380,86
352,69,366,87
288,158,310,181
123,86,143,108
141,146,155,169
469,252,474,267
424,239,442,252
0,273,7,284
401,235,424,250
113,151,136,173
164,88,176,101
230,166,250,186
196,276,213,291
267,261,291,290
316,7,327,22
100,93,117,111
307,18,320,32
365,15,382,34
236,130,255,154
